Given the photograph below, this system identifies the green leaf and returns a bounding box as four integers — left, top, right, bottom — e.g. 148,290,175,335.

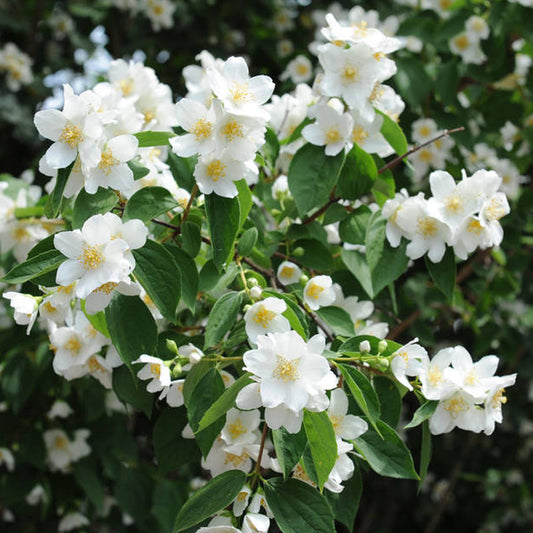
316,306,355,337
236,179,253,229
353,420,419,480
373,377,402,428
377,110,408,156
80,300,110,338
180,221,201,257
303,411,337,490
128,158,150,180
115,466,153,524
419,421,432,491
272,426,308,479
167,152,196,191
365,211,387,272
238,227,258,257
105,294,157,370
72,187,118,229
183,361,211,408
436,61,460,106
134,130,175,147
205,194,240,269
173,470,246,532
425,247,456,301
404,400,439,430
336,144,378,201
73,458,105,511
187,368,226,457
164,245,198,312
338,205,372,244
152,480,187,533
394,57,432,108
204,291,243,349
123,186,178,223
154,408,198,475
112,365,153,417
338,364,381,435
133,239,181,322
1,249,64,284
326,463,362,532
44,161,74,218
264,478,335,533
294,238,334,271
288,143,345,217
262,127,280,166
197,373,253,431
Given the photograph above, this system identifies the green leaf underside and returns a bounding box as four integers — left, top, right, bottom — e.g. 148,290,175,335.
1,249,64,284
377,110,408,157
173,470,246,532
404,400,439,429
205,195,240,269
45,161,74,218
204,291,243,349
264,478,336,533
425,247,456,300
272,426,308,479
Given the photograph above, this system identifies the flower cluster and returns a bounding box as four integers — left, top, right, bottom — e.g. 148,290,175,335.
171,54,275,197
391,341,516,435
449,15,489,65
383,168,510,262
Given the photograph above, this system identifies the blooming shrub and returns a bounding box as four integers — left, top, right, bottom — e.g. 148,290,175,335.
0,1,532,532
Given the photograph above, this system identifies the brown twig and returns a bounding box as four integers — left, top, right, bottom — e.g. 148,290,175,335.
251,423,269,490
302,195,340,225
378,127,465,175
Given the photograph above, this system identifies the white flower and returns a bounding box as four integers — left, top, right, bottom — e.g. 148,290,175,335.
382,188,410,248
44,428,91,471
327,388,368,440
26,484,46,506
221,408,261,447
302,104,353,156
207,56,275,120
84,279,140,314
237,331,337,433
170,98,216,157
395,195,452,263
133,354,171,393
85,134,139,194
34,84,102,169
58,512,89,532
419,348,456,401
0,447,15,471
159,379,185,407
465,16,490,41
54,213,144,298
3,292,39,334
429,391,485,435
47,400,73,419
449,32,486,65
412,118,438,143
390,339,429,391
142,0,175,31
178,343,204,370
244,297,290,343
484,374,517,435
233,486,252,517
281,55,314,84
276,261,301,285
194,152,247,198
303,275,336,310
242,513,270,533
324,439,355,493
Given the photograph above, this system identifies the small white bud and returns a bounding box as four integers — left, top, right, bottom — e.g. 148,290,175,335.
189,351,202,365
359,340,371,354
250,286,262,299
378,340,388,354
248,277,259,287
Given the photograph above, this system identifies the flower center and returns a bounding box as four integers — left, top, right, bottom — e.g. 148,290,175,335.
454,35,470,51
87,356,105,373
96,282,119,295
417,216,438,237
191,118,213,141
54,436,69,450
491,388,507,409
227,418,247,440
428,366,443,386
352,126,368,144
444,396,468,419
280,266,295,279
229,82,251,105
43,301,57,314
445,195,463,214
273,355,299,382
342,65,358,83
418,148,434,163
150,363,161,378
464,369,478,386
12,225,30,242
206,160,226,182
252,305,276,328
80,245,104,270
224,452,248,467
59,123,84,148
65,337,82,355
325,127,341,143
98,148,118,176
296,63,310,76
306,282,324,299
119,79,134,96
222,119,244,142
419,125,432,138
485,198,506,221
467,219,484,235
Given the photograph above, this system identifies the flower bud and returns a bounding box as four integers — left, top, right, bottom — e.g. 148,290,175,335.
166,339,179,355
171,363,183,379
248,277,259,287
378,340,388,354
299,274,309,285
250,286,262,299
359,340,371,354
292,247,304,257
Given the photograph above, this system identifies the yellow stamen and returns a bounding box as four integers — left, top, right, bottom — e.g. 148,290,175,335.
59,123,84,148
252,305,276,328
229,82,251,105
79,245,104,270
65,337,82,355
227,418,247,440
221,119,244,142
273,355,299,382
98,147,118,176
417,216,438,237
191,118,213,141
206,160,226,182
444,396,468,419
306,282,324,299
445,195,463,214
150,363,161,378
